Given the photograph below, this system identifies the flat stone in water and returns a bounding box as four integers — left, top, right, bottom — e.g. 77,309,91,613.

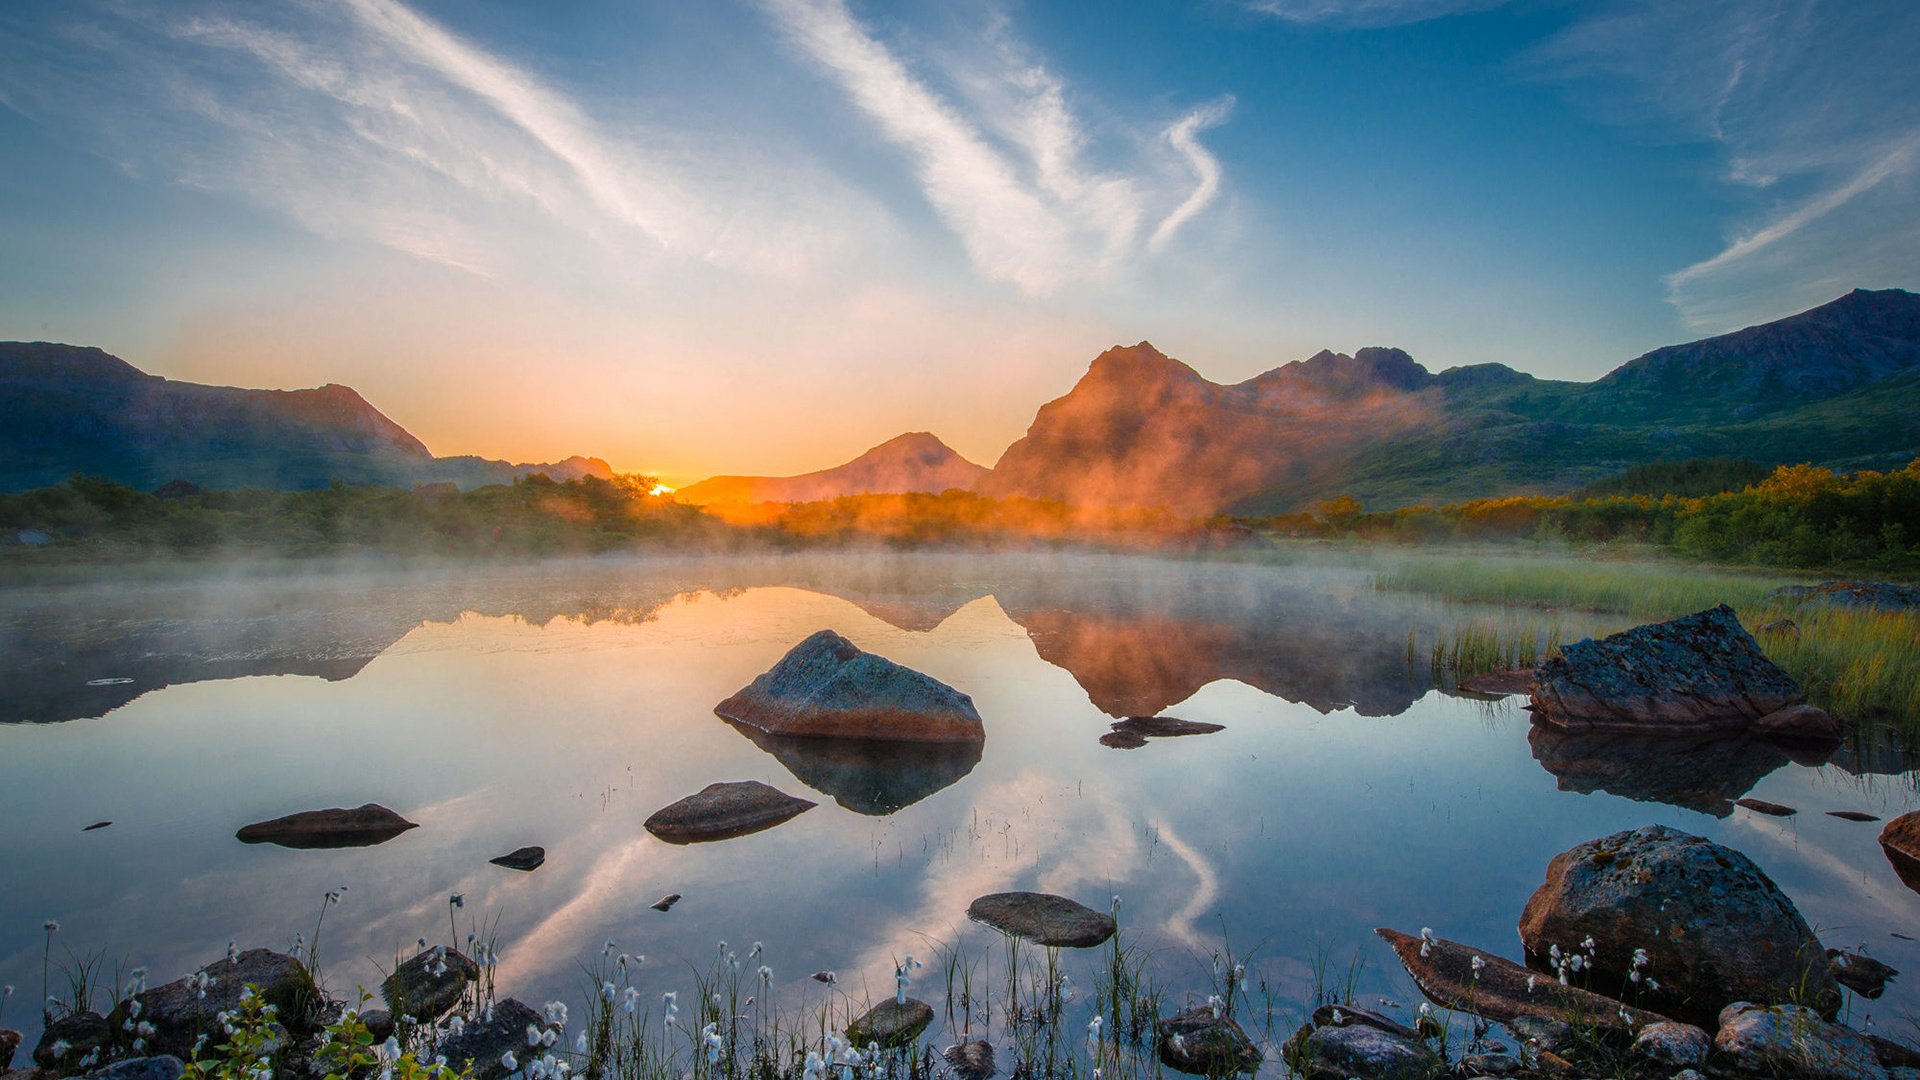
846,998,932,1049
644,781,815,844
651,893,681,912
83,821,111,831
1833,810,1882,822
966,891,1115,948
235,804,418,849
489,846,545,871
1108,715,1225,739
1098,730,1149,749
1735,797,1797,816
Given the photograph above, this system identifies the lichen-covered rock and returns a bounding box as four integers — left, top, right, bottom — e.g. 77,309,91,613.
716,630,984,743
966,892,1116,948
1517,826,1839,1024
1156,1008,1261,1077
1530,606,1813,734
381,946,478,1024
435,999,543,1080
845,999,932,1049
235,804,418,849
1713,1002,1887,1080
644,781,815,844
1292,1023,1433,1080
120,950,317,1059
1631,1021,1710,1070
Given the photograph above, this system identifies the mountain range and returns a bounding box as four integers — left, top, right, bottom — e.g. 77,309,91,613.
0,342,611,491
675,431,986,506
5,287,1917,509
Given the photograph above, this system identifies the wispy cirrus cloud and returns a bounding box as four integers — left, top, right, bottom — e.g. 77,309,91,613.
1528,0,1920,329
757,0,1235,295
1242,0,1508,29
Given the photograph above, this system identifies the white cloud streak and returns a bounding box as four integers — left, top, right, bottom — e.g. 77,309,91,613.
758,0,1234,294
1150,96,1236,252
1243,0,1508,29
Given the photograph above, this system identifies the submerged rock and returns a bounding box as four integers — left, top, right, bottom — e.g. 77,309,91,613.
1829,949,1899,999
1832,810,1882,822
118,949,317,1058
723,721,981,814
1107,715,1225,739
1517,825,1839,1024
1156,1007,1261,1076
716,629,984,743
942,1040,994,1080
488,846,545,872
846,998,932,1049
1529,606,1824,735
381,946,478,1023
966,892,1116,948
1735,797,1798,816
235,804,418,849
436,998,543,1080
1713,1002,1887,1080
1881,812,1920,895
1376,928,1667,1032
644,781,815,844
1098,730,1150,749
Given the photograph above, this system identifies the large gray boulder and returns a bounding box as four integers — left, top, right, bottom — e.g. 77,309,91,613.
1530,606,1830,737
1517,826,1840,1024
113,950,317,1059
716,630,984,743
644,781,815,844
1713,1002,1887,1080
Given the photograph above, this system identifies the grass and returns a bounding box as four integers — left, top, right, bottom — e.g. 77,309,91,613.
1372,550,1920,728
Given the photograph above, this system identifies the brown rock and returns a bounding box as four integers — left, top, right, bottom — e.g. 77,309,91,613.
488,846,545,872
1881,812,1920,895
966,892,1116,948
715,630,984,743
1753,703,1843,742
1735,797,1797,816
644,781,815,844
1107,715,1225,739
235,804,417,849
846,998,932,1049
1831,811,1881,822
1376,928,1669,1032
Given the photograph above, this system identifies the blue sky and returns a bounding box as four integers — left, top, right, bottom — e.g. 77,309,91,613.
1,0,1916,479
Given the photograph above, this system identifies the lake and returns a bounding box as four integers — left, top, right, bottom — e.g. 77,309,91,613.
2,552,1915,1064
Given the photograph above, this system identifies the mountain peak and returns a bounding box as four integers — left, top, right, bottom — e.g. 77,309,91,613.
678,431,987,507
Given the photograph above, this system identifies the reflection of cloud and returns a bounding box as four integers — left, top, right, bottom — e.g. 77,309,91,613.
1156,824,1222,953
1242,0,1507,29
496,840,656,987
1730,810,1920,927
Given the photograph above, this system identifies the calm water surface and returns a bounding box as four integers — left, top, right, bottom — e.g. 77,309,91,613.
2,553,1915,1057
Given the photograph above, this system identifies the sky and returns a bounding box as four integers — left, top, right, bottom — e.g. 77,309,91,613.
1,0,1916,483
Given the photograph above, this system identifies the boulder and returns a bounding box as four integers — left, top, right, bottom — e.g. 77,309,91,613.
966,892,1116,948
87,1057,184,1080
942,1039,994,1080
1517,826,1840,1024
435,999,543,1080
1713,1002,1887,1080
715,630,984,743
1881,812,1920,895
1156,1007,1261,1076
1376,928,1668,1033
644,781,815,844
1829,949,1899,999
1769,581,1920,612
1630,1022,1710,1071
119,949,317,1058
1291,1023,1434,1080
1754,704,1844,742
235,804,418,849
381,946,478,1023
1529,606,1815,734
845,998,932,1049
488,847,545,872
31,1013,109,1070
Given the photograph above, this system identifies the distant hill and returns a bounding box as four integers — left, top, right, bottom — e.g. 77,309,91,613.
0,342,612,492
978,288,1920,514
677,432,987,506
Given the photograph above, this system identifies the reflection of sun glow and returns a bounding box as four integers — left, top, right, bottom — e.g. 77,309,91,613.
648,483,675,496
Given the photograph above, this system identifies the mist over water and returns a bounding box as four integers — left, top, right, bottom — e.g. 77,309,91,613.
2,552,1915,1060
